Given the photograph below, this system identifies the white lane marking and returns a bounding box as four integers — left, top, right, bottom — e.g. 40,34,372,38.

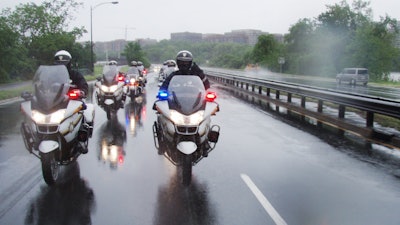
241,173,288,225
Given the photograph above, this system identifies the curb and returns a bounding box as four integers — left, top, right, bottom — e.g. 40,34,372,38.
0,97,21,105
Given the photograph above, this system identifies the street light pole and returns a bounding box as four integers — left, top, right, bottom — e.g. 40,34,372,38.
90,1,119,73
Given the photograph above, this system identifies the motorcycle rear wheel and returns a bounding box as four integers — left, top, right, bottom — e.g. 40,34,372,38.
41,151,59,185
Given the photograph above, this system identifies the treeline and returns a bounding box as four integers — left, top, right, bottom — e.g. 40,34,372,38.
0,0,90,82
1,0,399,83
145,1,400,81
252,0,400,80
142,40,253,69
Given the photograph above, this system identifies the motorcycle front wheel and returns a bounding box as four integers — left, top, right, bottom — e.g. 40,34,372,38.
40,151,59,185
181,154,192,186
106,108,111,120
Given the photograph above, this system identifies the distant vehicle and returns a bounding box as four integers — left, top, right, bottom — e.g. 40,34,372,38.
336,68,369,86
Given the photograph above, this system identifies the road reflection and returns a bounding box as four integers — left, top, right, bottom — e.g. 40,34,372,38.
153,171,217,225
124,94,147,137
97,118,127,170
24,162,96,225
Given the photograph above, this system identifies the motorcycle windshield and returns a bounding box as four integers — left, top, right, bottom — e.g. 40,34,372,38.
167,75,206,115
102,65,118,86
126,67,139,77
32,65,70,113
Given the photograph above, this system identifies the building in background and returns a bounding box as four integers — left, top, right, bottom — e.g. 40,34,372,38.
170,32,203,43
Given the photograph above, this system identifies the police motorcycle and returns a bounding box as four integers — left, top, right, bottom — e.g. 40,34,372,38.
152,75,220,185
95,64,126,120
20,65,95,185
157,60,176,87
137,61,147,84
125,67,145,100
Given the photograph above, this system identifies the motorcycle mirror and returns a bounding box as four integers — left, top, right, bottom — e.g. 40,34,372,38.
21,91,33,101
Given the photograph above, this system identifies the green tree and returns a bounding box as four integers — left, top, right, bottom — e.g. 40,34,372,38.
123,41,150,67
282,0,399,78
284,18,315,74
0,17,30,81
1,0,85,80
346,17,399,80
142,40,251,69
251,34,283,71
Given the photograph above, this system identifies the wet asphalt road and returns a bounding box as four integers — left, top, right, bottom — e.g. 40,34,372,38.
1,73,400,225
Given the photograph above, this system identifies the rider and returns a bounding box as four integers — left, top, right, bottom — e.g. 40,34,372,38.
54,50,90,154
54,50,88,96
130,60,142,76
159,50,210,91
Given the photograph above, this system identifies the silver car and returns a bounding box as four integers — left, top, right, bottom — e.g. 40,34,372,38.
336,68,369,86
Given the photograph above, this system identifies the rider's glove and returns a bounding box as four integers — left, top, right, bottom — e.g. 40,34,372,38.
80,90,86,98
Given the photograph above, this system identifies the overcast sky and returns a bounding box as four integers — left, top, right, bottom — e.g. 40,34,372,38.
2,0,400,42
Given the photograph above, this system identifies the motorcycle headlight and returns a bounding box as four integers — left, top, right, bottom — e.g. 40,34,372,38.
101,85,118,92
170,110,204,125
101,85,109,92
32,109,66,124
130,78,136,85
109,85,118,92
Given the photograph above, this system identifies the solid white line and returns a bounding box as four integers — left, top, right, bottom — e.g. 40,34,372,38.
240,173,288,225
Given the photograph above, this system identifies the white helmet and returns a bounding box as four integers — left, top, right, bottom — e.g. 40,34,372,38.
54,50,72,65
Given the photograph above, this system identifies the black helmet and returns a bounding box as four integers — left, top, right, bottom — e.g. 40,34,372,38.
176,50,192,71
54,50,72,66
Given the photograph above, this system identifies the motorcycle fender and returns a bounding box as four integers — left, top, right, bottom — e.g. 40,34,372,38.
104,99,114,105
177,141,197,155
84,103,95,123
38,140,59,153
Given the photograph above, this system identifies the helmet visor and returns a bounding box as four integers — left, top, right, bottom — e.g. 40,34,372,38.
177,60,192,70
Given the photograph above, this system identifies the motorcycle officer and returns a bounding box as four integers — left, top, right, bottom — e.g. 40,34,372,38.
54,50,90,154
159,50,210,91
130,60,142,76
54,50,89,96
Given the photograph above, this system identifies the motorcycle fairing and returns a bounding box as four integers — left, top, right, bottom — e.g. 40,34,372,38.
167,75,206,115
102,65,119,86
126,67,140,76
32,65,70,114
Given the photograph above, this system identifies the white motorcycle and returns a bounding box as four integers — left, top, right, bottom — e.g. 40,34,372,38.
95,64,126,120
125,67,145,101
20,65,95,185
157,66,176,87
152,75,220,185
